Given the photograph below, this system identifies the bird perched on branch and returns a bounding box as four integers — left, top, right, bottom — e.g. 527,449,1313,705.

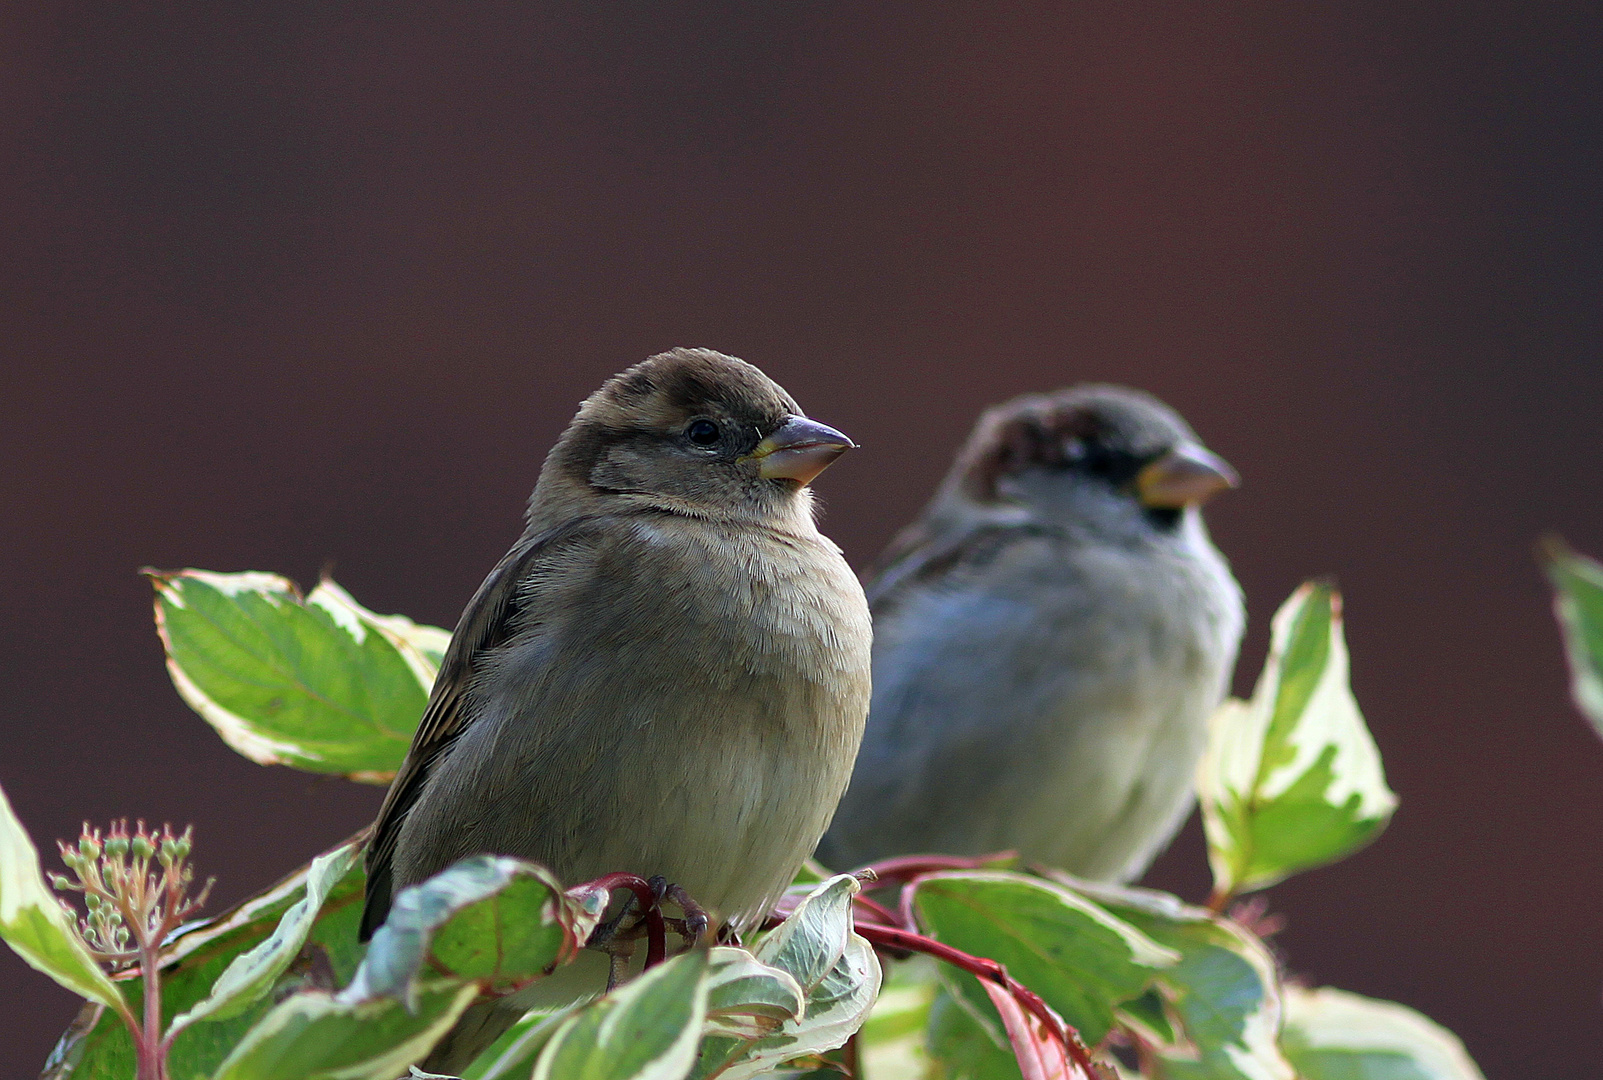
362,348,871,1073
817,385,1242,883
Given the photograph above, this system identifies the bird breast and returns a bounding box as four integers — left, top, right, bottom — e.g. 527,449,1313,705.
853,521,1241,880
397,514,872,931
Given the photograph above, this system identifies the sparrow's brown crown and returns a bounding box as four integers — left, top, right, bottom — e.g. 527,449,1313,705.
537,348,851,524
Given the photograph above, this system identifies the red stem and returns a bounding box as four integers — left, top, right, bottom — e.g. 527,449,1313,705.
853,921,1097,1077
137,936,167,1080
853,852,1018,887
850,893,903,928
585,873,668,968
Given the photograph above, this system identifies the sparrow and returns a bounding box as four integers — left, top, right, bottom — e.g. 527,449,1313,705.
361,348,872,1073
816,385,1243,883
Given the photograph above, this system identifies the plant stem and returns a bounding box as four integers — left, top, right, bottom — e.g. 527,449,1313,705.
137,937,167,1080
585,872,669,967
854,921,1098,1077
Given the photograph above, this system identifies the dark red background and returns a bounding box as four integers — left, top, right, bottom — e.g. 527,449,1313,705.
3,3,1600,1075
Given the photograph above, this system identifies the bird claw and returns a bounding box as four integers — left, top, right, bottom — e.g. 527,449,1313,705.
579,873,708,976
587,892,639,950
665,883,710,951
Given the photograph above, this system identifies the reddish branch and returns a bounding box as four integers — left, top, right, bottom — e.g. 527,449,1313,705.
852,921,1097,1077
579,856,1097,1079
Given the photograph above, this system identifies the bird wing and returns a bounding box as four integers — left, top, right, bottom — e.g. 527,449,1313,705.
865,518,1042,611
359,517,598,941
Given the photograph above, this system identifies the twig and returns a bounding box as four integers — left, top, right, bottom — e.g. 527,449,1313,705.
852,920,1097,1077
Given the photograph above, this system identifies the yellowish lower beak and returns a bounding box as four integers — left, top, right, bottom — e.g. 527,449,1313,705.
1135,443,1238,508
750,415,856,486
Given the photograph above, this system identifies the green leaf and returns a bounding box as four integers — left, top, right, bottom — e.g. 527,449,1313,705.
1197,582,1397,896
858,960,936,1080
350,855,594,1009
699,937,882,1080
46,833,375,1080
170,838,362,1032
0,782,130,1020
693,875,883,1080
463,1008,577,1080
1065,877,1293,1080
211,981,482,1080
751,873,859,991
1281,986,1486,1080
702,947,806,1038
977,973,1093,1080
532,950,710,1080
212,854,590,1080
789,858,832,887
1541,537,1603,740
148,569,450,781
925,981,1019,1080
912,871,1177,1046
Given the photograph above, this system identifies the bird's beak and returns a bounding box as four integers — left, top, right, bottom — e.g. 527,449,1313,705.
1135,443,1239,508
750,415,856,486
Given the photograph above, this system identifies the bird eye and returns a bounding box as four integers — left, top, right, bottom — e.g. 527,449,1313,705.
686,419,721,446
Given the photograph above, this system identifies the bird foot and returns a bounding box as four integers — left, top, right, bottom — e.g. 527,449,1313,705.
601,931,639,992
664,882,710,951
579,873,709,980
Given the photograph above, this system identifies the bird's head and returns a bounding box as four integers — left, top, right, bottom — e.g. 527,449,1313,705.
949,384,1237,536
538,348,855,525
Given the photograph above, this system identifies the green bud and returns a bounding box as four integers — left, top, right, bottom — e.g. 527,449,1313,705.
131,835,155,859
104,836,128,858
79,835,101,861
49,873,71,891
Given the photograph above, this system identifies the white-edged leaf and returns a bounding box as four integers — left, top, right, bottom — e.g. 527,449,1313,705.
308,578,451,691
148,568,448,782
693,875,882,1080
913,871,1176,1046
1542,538,1603,740
0,782,128,1018
1058,875,1294,1080
348,855,589,1010
170,837,361,1032
751,873,859,990
1197,582,1397,896
1281,986,1486,1080
704,933,882,1080
532,950,710,1080
464,1007,577,1080
702,946,805,1038
210,982,480,1080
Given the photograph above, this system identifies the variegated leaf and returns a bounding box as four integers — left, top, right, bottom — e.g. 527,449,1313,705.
1197,582,1396,896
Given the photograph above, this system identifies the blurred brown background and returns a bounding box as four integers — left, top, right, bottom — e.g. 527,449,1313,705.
2,2,1600,1075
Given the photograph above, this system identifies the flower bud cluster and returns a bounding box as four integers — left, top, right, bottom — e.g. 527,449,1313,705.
52,819,211,968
